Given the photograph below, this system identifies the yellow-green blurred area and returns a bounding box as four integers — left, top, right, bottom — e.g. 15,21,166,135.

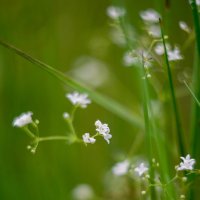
0,0,194,199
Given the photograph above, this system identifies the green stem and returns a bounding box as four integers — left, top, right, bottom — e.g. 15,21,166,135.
23,127,35,139
160,19,185,156
37,136,69,142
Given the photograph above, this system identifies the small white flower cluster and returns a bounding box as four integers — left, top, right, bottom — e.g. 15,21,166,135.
123,49,152,69
107,6,126,20
177,154,195,171
13,112,33,127
82,120,112,145
112,160,149,177
112,160,130,176
154,43,183,61
140,9,160,23
189,0,200,6
134,163,149,176
66,92,91,108
140,9,161,38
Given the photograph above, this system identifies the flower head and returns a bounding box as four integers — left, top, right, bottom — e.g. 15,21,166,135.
13,112,33,127
147,25,161,38
177,154,195,171
134,163,148,176
95,120,112,144
167,46,183,61
112,160,130,176
154,43,171,55
82,133,96,144
140,9,160,23
66,92,91,108
107,6,126,20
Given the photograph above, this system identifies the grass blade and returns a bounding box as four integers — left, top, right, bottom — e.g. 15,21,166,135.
159,19,186,156
0,40,143,129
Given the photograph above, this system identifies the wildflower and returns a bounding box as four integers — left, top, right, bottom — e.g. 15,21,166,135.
66,92,91,108
63,112,70,119
167,46,183,61
177,154,195,171
107,6,126,20
154,43,171,55
179,21,191,33
123,52,140,67
134,163,148,176
112,160,130,176
13,112,33,127
140,9,160,23
147,25,161,38
82,133,96,144
72,184,94,200
95,120,112,144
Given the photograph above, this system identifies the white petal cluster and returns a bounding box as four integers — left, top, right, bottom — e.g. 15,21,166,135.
107,6,126,20
179,21,191,33
197,0,200,6
66,92,91,108
147,25,161,38
112,160,130,176
13,112,33,127
123,52,140,67
177,154,195,171
154,43,171,55
140,9,160,23
82,133,96,144
134,163,148,176
72,184,94,200
95,120,112,144
167,47,183,61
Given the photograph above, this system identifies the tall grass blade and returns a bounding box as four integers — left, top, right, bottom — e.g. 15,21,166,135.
0,40,143,129
159,19,185,156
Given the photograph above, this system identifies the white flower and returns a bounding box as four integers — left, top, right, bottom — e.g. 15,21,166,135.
196,0,200,6
82,133,96,144
112,160,130,176
134,163,148,176
103,133,112,144
72,184,94,200
154,43,171,55
95,120,112,144
13,112,33,127
140,9,160,23
123,52,140,67
177,154,195,171
66,92,91,108
179,21,191,33
107,6,126,19
167,46,183,61
147,25,161,38
63,112,70,119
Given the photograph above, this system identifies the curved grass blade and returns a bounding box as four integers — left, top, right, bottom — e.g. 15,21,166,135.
0,40,143,129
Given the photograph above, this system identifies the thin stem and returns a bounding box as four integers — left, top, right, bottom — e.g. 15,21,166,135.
37,136,69,142
184,80,200,107
160,19,185,156
23,127,35,139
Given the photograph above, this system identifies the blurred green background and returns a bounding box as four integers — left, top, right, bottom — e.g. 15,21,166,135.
0,0,193,199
